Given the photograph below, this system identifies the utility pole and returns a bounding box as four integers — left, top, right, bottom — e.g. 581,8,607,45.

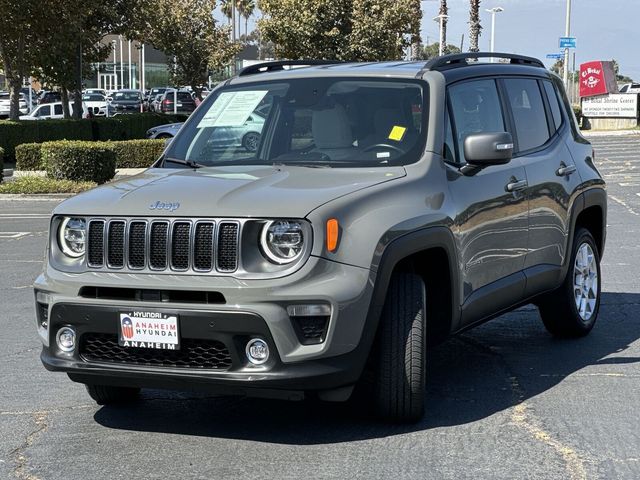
128,40,132,89
486,7,504,59
119,35,124,91
433,14,449,56
563,0,571,89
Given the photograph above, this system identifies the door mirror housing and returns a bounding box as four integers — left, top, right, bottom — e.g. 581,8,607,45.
463,132,513,166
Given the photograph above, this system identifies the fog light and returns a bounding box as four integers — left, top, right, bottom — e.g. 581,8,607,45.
246,338,269,365
56,327,76,353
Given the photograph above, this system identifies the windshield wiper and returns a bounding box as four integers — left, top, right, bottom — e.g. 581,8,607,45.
163,157,202,169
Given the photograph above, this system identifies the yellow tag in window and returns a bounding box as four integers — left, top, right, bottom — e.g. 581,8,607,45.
388,126,407,142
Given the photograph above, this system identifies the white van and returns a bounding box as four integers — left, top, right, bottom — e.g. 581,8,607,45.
22,102,89,120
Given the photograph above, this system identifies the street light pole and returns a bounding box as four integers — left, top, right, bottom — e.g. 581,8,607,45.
563,0,571,88
433,14,449,56
486,7,504,58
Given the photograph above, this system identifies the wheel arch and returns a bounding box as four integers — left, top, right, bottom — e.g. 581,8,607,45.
368,226,461,346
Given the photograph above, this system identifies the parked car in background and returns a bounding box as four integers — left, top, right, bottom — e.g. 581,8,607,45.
160,90,197,115
619,83,640,93
149,94,164,113
84,88,107,97
21,101,88,120
145,111,265,153
38,91,62,105
145,122,184,139
0,92,29,117
110,89,142,113
82,93,108,116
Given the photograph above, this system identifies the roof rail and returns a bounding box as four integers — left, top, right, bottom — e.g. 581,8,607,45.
420,52,544,74
238,60,342,77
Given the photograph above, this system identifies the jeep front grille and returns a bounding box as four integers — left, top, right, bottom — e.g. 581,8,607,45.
86,218,241,274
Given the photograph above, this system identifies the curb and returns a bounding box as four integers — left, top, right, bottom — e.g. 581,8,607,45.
0,193,75,201
581,130,640,137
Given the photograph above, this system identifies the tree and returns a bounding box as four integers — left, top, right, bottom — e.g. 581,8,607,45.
468,0,482,52
0,0,39,120
259,0,421,61
239,0,256,38
141,0,240,99
419,42,460,60
438,0,448,52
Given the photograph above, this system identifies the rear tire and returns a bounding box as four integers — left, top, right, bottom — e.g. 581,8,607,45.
538,228,601,338
85,384,140,405
371,273,426,422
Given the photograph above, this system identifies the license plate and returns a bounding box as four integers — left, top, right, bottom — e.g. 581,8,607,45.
118,312,180,350
176,103,182,107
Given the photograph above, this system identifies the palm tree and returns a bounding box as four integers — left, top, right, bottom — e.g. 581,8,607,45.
439,0,448,49
469,0,482,52
220,0,232,25
238,0,255,38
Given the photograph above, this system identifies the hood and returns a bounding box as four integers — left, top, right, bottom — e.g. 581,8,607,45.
54,165,406,218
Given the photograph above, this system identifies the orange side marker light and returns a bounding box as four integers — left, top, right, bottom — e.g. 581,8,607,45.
326,218,339,252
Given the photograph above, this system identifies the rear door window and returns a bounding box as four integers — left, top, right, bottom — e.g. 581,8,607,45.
503,79,550,152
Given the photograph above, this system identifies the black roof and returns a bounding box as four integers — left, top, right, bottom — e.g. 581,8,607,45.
232,53,551,85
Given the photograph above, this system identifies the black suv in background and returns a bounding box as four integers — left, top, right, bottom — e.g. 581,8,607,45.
160,90,197,114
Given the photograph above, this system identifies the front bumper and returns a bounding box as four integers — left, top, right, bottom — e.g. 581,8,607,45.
36,256,377,396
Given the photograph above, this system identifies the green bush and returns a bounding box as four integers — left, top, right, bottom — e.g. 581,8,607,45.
15,143,44,171
0,176,96,194
572,104,583,127
15,139,166,171
0,146,4,183
106,139,166,168
42,141,116,184
0,113,186,162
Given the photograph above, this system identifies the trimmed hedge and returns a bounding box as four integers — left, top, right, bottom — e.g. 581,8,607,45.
42,141,116,184
0,146,4,183
16,139,165,171
0,113,186,162
105,139,166,168
15,143,43,171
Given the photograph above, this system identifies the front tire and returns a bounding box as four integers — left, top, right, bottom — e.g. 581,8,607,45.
371,273,426,422
242,132,260,152
538,228,601,338
85,384,140,405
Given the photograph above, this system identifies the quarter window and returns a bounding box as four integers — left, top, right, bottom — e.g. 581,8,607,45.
449,79,505,163
542,80,563,131
503,79,550,152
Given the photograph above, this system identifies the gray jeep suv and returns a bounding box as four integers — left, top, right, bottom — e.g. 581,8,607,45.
35,53,606,422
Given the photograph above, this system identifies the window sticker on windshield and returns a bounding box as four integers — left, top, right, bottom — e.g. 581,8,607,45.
198,91,268,128
388,126,407,142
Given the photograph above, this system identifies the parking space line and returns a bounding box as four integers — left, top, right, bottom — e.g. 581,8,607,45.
0,232,30,239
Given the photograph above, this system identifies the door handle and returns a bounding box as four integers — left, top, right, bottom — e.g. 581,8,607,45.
556,164,577,176
505,179,528,192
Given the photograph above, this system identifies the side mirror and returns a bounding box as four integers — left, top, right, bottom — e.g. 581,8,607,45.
463,132,513,167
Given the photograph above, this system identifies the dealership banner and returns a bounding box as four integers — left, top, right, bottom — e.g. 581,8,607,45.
579,61,618,98
582,94,638,118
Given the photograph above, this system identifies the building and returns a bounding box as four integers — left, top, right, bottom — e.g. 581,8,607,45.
86,35,170,91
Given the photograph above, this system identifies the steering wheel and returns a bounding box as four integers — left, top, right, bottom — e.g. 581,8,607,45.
363,143,405,154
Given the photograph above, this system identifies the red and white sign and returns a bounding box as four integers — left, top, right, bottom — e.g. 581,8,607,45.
119,312,179,349
579,61,618,98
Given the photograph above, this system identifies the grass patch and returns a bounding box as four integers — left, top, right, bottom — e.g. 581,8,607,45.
0,176,96,194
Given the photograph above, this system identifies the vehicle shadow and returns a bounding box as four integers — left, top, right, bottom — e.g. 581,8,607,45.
93,292,640,443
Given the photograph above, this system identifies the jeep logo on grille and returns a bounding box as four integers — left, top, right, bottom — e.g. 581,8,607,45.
149,201,180,212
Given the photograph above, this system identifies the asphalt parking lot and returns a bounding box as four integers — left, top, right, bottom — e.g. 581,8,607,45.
1,134,639,480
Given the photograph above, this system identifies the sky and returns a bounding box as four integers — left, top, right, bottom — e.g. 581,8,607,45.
216,0,639,81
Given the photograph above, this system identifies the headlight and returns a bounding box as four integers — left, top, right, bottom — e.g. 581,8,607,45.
58,217,86,258
260,220,305,264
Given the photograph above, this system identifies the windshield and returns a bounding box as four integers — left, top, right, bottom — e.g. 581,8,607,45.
83,94,104,101
164,77,427,168
114,92,140,101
